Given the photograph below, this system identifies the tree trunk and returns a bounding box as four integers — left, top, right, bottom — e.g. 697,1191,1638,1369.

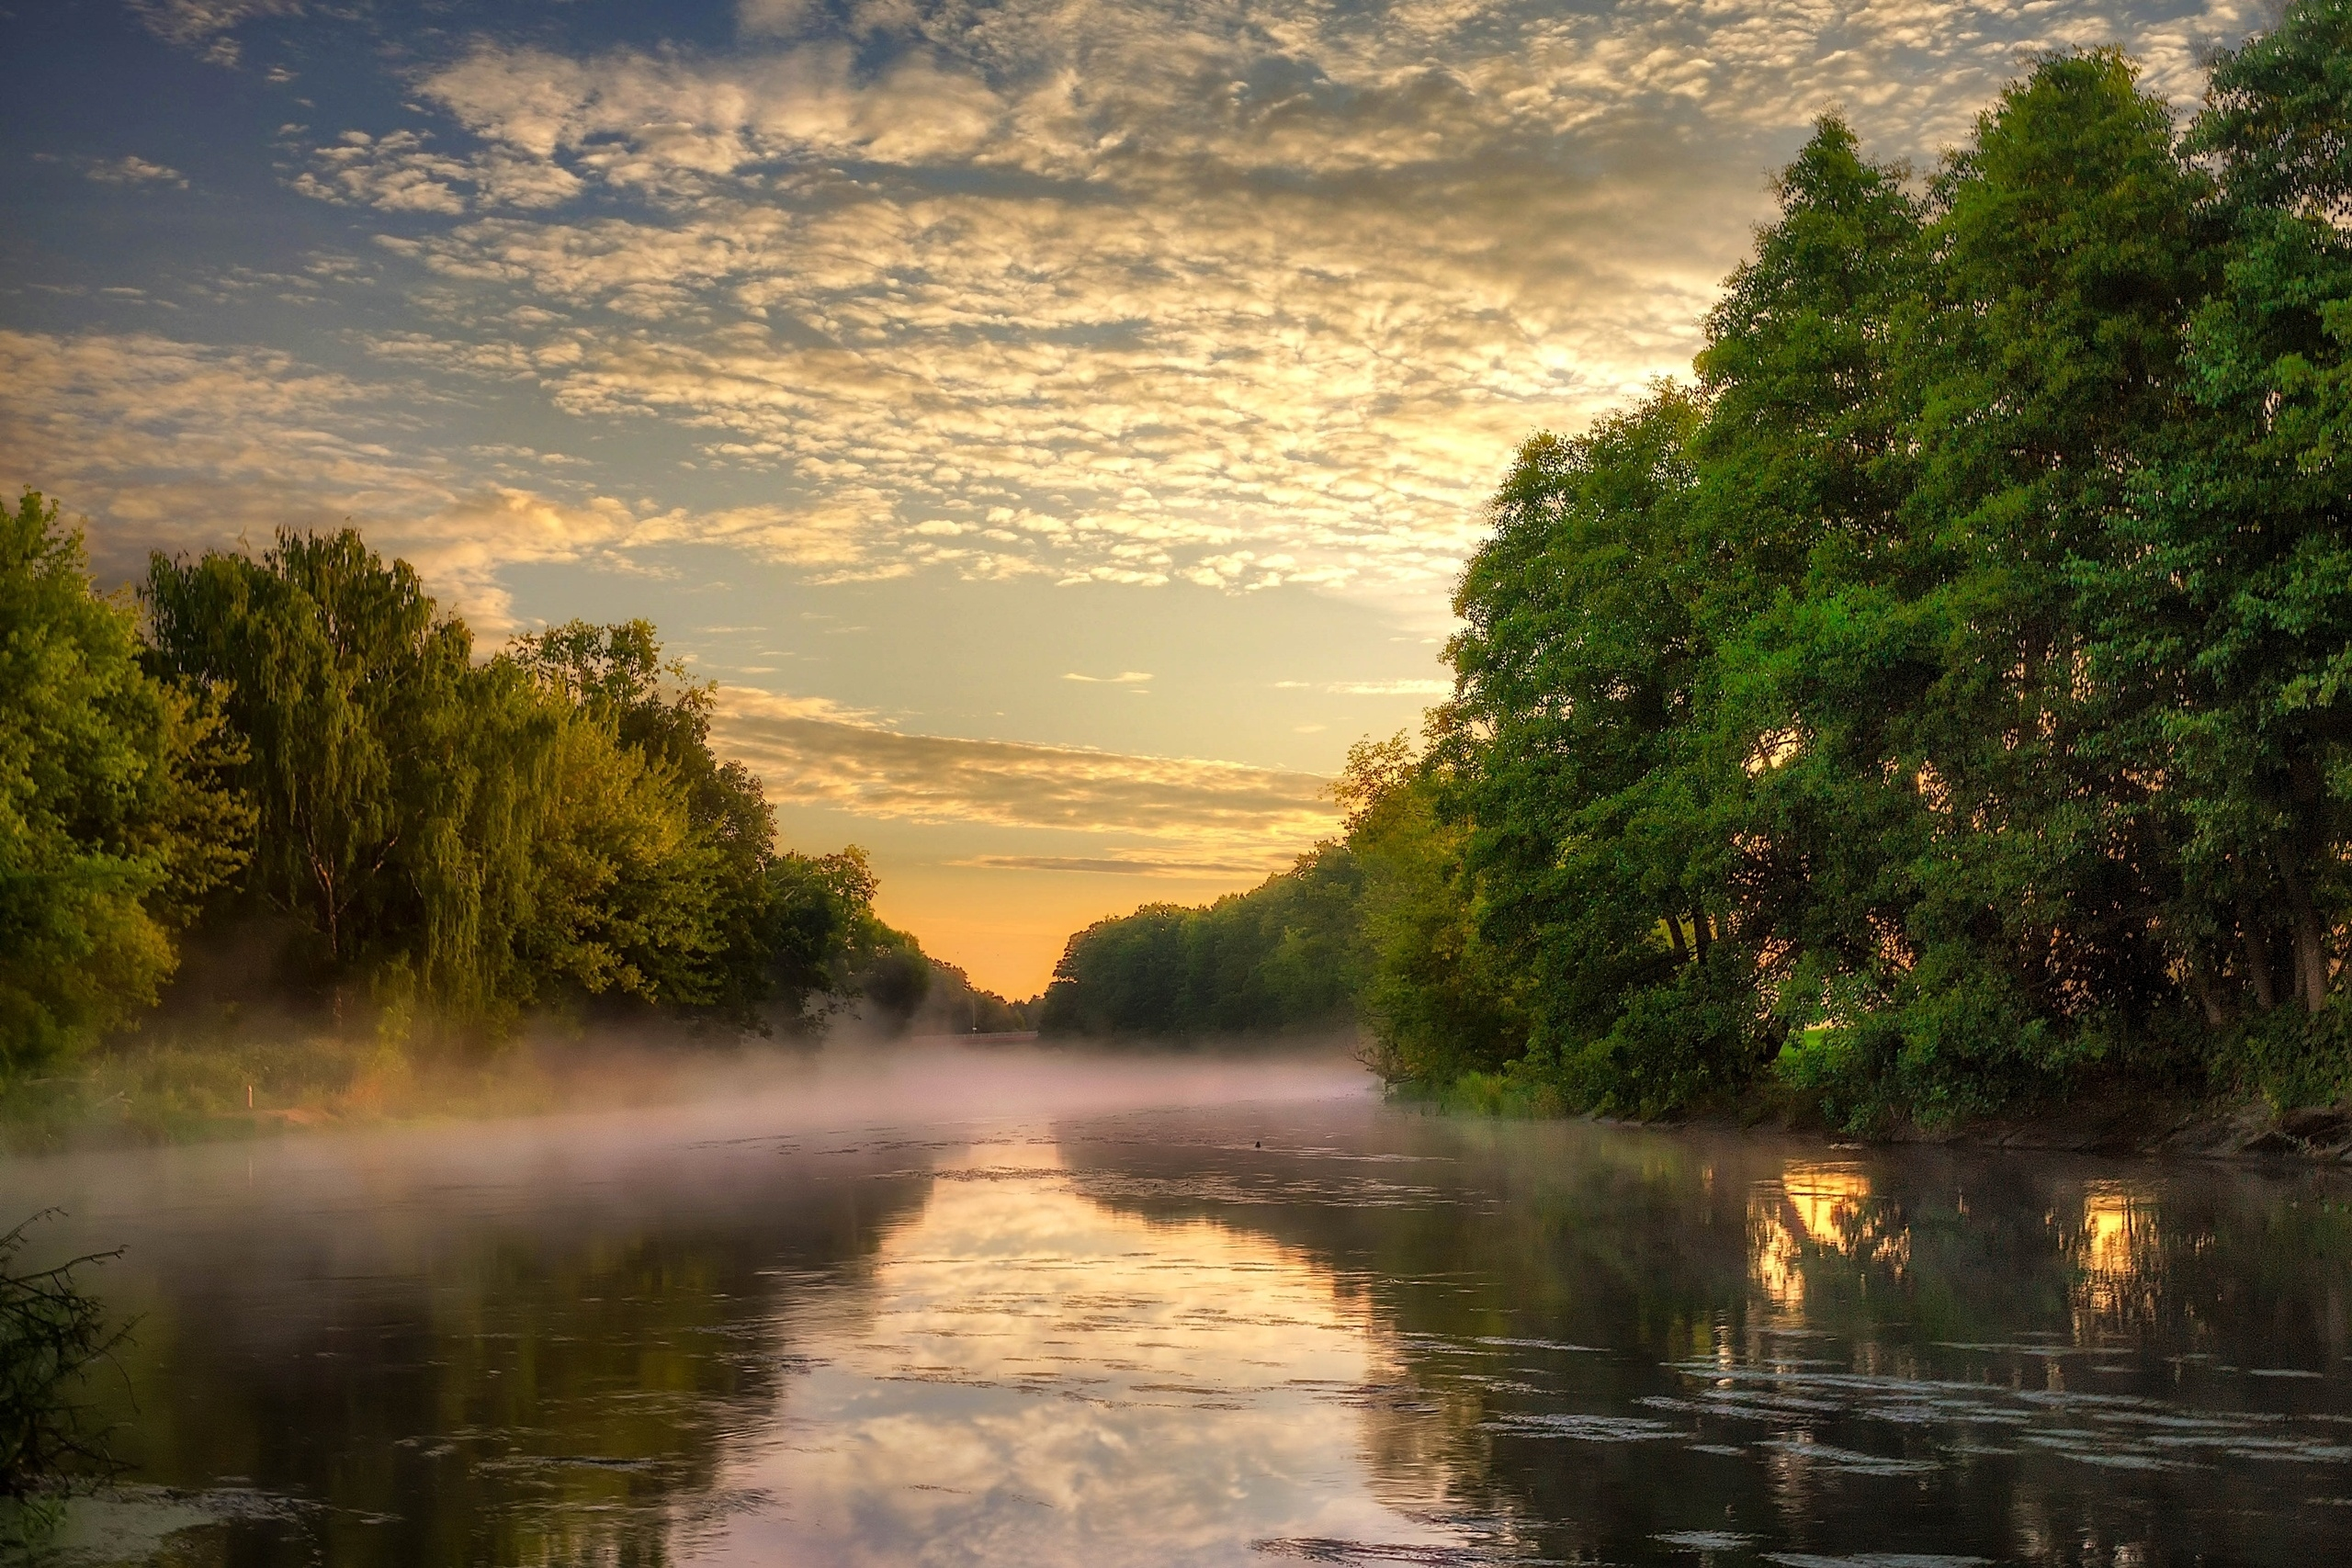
2282,757,2334,1014
2279,870,2331,1015
1690,908,1712,963
1664,914,1689,963
2186,948,2230,1029
2239,896,2278,1011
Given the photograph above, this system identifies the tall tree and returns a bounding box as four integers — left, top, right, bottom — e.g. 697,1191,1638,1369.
1688,118,1935,1095
0,493,247,1072
2085,0,2352,1072
1872,51,2215,1115
144,530,466,977
1439,387,1758,1113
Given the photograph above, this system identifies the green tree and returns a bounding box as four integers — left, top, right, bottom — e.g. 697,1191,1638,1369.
1439,388,1756,1113
1340,733,1528,1083
143,530,469,981
0,493,247,1074
144,537,879,1034
1686,117,1936,1081
1860,50,2215,1117
2077,0,2352,1096
1035,848,1363,1040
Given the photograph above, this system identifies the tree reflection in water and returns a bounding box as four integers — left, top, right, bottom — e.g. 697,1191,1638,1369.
1062,1104,2352,1565
4,1077,2348,1566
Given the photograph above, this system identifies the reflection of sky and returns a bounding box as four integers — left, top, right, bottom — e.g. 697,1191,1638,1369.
1749,1163,1882,1313
2073,1179,2162,1335
696,1136,1464,1564
0,2,2277,988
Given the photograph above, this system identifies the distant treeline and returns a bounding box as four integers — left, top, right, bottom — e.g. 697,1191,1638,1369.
1035,851,1361,1038
1041,6,2352,1127
0,511,1012,1079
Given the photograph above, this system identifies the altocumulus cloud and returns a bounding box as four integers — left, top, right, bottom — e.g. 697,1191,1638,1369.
0,329,888,626
47,0,2271,618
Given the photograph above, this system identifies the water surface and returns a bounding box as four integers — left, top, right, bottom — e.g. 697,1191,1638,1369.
6,1046,2349,1565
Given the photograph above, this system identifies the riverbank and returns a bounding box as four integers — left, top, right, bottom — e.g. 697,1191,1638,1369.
1403,1070,2352,1163
0,1028,763,1154
18,1027,2351,1164
0,1030,1353,1155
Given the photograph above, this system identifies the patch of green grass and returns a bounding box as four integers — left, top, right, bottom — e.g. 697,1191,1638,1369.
0,1021,564,1153
1389,1065,1568,1119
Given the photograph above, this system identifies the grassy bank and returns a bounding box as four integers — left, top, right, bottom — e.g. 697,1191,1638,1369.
1388,1067,2352,1163
2,1034,542,1153
0,1010,805,1154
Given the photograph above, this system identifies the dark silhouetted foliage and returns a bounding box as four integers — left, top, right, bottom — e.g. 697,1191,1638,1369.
1,1213,129,1520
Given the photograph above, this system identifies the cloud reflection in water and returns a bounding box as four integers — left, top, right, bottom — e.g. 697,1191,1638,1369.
694,1135,1473,1564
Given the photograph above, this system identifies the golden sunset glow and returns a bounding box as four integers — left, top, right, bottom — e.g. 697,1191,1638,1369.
1750,1164,1912,1312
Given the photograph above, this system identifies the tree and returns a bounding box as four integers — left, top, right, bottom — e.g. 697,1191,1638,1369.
1340,732,1529,1082
1732,56,2220,1122
143,540,878,1034
510,620,784,1018
0,493,247,1074
1439,387,1756,1113
1861,51,2216,1116
2075,0,2352,1096
143,530,467,982
1035,849,1363,1041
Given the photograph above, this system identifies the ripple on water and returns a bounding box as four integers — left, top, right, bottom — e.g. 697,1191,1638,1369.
1250,1540,1552,1564
1652,1359,2352,1474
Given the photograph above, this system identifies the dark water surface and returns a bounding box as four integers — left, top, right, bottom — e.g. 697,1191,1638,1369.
6,1047,2350,1566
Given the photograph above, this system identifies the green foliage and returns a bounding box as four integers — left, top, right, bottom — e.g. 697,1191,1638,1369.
1032,729,1524,1056
1342,735,1529,1083
134,536,894,1037
1440,387,1760,1113
0,501,932,1082
0,493,248,1075
1037,844,1363,1039
1409,22,2352,1124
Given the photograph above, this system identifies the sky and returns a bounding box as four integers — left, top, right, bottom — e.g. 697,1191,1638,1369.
0,0,2270,996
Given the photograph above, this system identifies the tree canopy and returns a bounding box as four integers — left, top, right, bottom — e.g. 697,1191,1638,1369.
2,507,947,1076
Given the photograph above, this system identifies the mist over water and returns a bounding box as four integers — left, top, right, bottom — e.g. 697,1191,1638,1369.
6,1045,2350,1565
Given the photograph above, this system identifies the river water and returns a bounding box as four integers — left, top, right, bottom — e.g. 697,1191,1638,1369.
6,1045,2349,1566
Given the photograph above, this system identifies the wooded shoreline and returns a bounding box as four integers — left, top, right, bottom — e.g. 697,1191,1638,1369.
1036,6,2352,1137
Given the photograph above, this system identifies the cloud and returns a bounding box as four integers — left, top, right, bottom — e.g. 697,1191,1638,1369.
49,0,2273,624
1326,679,1453,696
238,0,2267,608
130,0,303,67
0,329,605,625
950,854,1281,875
738,0,822,39
0,329,893,627
85,156,187,188
1063,671,1152,684
711,687,1339,850
296,130,582,213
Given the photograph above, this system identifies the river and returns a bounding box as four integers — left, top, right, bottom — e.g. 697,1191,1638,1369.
6,1045,2348,1565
